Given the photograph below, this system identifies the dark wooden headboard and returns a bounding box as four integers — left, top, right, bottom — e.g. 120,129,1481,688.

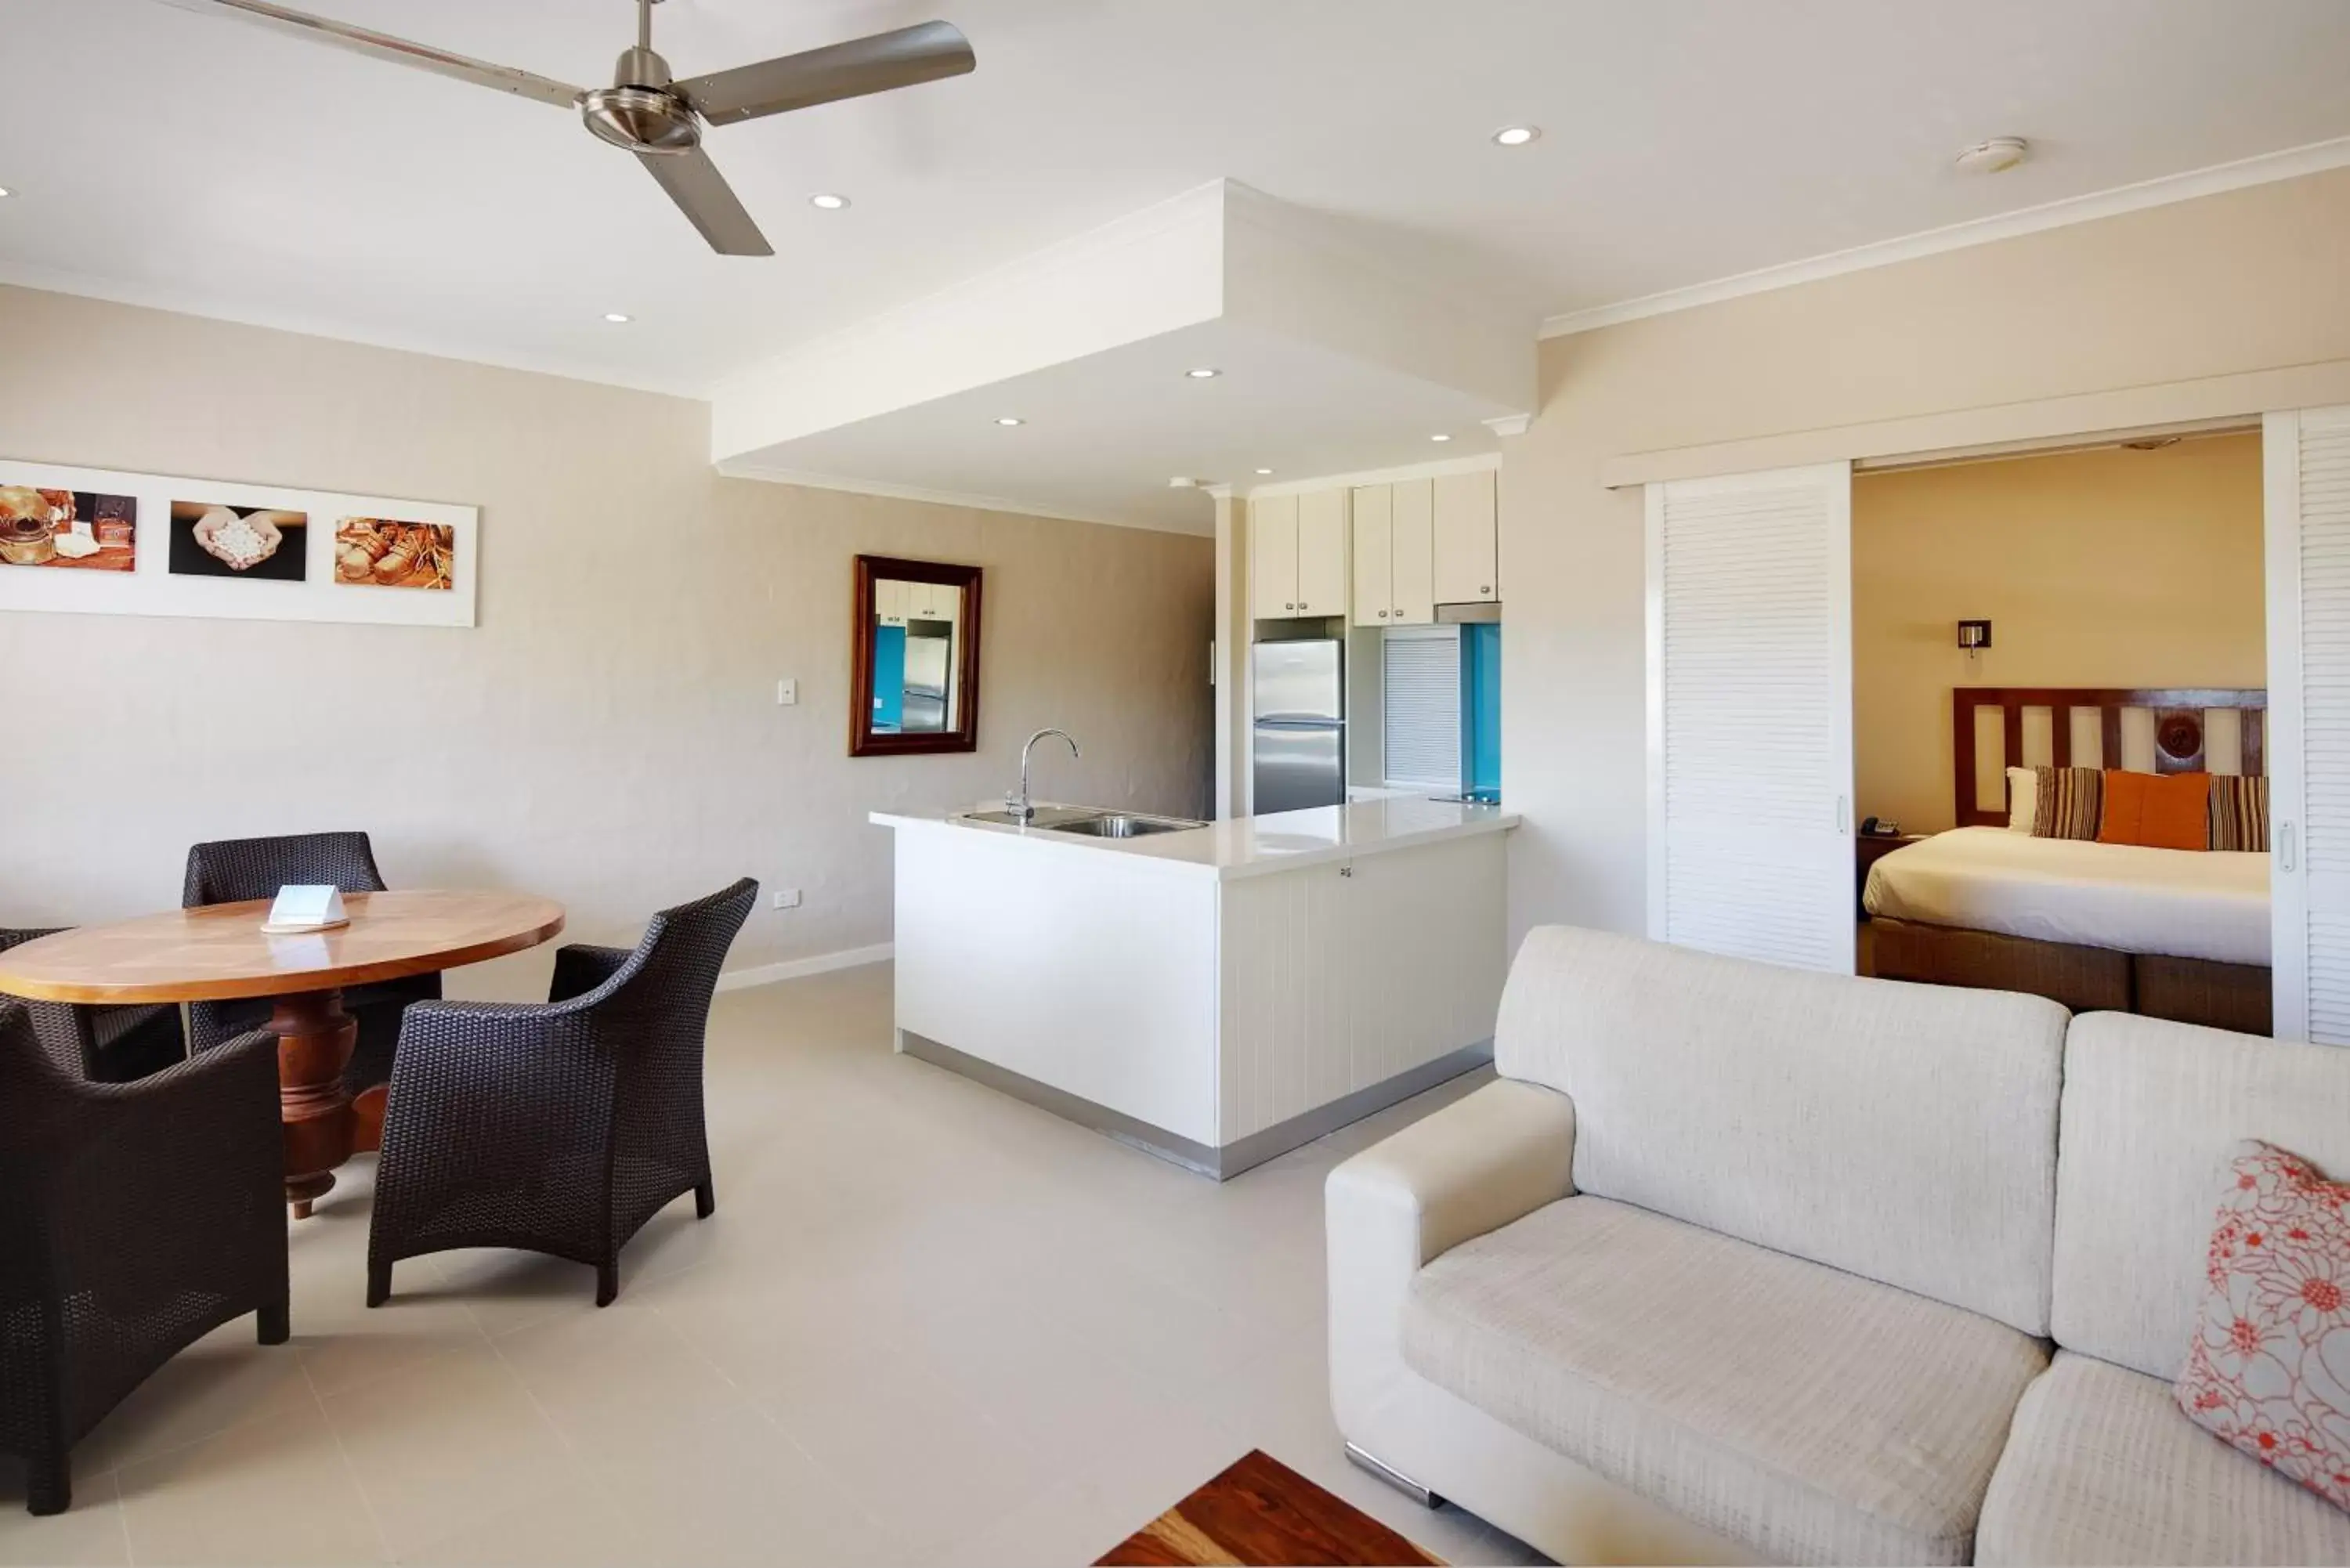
1951,687,2268,828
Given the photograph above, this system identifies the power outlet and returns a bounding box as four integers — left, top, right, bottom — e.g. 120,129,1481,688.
772,888,802,910
776,678,798,706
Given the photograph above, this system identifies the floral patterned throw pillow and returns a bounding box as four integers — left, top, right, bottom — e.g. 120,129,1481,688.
2177,1140,2350,1512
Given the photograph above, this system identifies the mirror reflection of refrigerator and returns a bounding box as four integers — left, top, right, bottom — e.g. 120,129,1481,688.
900,623,952,733
1252,640,1345,815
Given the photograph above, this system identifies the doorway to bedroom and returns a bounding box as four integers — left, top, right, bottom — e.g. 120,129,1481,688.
1849,428,2270,1024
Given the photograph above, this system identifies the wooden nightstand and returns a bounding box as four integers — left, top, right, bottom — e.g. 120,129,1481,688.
1855,833,1926,918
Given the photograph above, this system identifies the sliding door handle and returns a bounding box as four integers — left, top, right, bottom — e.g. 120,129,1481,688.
1835,796,1851,834
2282,821,2297,873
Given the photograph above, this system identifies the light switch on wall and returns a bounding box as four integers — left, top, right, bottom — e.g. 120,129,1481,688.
776,678,797,706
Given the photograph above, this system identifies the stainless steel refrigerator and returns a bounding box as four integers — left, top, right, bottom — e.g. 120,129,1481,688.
1252,639,1345,815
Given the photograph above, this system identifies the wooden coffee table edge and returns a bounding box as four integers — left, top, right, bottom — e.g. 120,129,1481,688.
1096,1449,1442,1566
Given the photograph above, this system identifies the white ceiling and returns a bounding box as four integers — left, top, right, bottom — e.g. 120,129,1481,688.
725,318,1507,533
5,0,2350,515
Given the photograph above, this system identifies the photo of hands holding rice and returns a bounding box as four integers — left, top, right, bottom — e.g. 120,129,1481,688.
168,500,309,581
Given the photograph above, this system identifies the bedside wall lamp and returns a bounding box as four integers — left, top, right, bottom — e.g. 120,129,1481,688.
1958,620,1992,651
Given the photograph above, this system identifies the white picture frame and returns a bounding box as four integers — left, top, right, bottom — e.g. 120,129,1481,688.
0,458,479,628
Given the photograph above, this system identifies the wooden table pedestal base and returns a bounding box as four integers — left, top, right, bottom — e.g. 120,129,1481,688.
270,989,356,1219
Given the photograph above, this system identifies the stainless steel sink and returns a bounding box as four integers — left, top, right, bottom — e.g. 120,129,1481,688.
957,806,1206,838
1047,813,1198,838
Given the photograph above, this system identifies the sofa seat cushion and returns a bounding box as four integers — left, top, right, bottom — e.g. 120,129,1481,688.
1978,1351,2350,1566
1402,1195,2048,1566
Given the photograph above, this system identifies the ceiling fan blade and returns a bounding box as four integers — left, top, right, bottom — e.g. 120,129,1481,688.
637,149,775,256
146,0,583,110
676,21,975,128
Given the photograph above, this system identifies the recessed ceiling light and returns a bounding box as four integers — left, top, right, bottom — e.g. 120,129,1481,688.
995,416,1025,427
1430,433,1453,443
1255,468,1274,475
1185,367,1220,379
602,312,632,323
1954,136,2029,175
809,193,850,210
1491,125,1541,147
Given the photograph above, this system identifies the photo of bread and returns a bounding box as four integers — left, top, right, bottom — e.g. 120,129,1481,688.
335,518,455,591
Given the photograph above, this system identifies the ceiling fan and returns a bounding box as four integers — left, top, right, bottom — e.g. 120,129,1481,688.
149,0,976,256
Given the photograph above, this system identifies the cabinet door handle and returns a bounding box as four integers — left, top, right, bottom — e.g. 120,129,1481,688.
1480,585,1492,595
1376,609,1387,618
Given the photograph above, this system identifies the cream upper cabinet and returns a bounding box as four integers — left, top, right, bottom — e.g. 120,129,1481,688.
906,580,958,622
1252,493,1301,617
1434,469,1499,605
1391,479,1436,624
1350,484,1393,626
876,579,909,627
1350,480,1436,626
1296,489,1350,616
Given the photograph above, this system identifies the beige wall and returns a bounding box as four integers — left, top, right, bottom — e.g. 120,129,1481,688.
0,285,1213,996
1504,165,2350,942
1852,435,2266,834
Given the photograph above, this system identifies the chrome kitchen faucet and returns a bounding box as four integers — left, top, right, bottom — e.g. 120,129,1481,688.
1007,728,1079,822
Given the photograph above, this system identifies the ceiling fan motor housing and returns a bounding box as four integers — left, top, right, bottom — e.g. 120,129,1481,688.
580,45,700,154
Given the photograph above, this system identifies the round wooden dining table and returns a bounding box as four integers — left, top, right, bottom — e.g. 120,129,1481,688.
0,890,565,1217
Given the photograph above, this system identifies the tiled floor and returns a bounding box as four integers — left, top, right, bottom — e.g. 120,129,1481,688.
0,962,1543,1567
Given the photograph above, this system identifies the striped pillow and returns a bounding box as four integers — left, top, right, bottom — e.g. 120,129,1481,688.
2209,774,2269,853
2032,767,2104,841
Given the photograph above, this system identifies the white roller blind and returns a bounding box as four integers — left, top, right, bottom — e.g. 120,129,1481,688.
2269,406,2350,1042
1647,463,1854,973
1383,628,1462,789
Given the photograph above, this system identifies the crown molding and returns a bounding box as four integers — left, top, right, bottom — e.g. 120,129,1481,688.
1243,450,1501,500
0,266,710,402
1540,133,2350,340
1597,353,2350,489
714,460,1210,537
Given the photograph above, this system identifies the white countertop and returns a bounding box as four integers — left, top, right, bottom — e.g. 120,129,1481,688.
871,796,1519,880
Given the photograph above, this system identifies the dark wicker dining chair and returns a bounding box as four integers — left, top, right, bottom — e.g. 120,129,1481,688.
183,832,439,1093
0,928,186,1084
0,1003,286,1516
367,877,757,1310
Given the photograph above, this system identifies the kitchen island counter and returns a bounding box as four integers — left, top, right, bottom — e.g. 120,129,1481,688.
873,798,1517,1178
870,794,1517,880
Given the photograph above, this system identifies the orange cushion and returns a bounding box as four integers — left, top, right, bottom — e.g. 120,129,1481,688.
2097,769,2211,851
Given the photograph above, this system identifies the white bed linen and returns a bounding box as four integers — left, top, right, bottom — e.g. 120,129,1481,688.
1864,826,2271,966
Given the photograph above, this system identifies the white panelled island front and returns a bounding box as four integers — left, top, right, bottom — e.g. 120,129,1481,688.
873,797,1518,1177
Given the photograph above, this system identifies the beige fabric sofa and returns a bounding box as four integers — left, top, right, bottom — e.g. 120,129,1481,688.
1326,927,2350,1565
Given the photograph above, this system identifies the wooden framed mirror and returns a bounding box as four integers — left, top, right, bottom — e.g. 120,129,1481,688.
850,555,983,757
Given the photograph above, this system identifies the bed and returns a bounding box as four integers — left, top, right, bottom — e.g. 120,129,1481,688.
1862,686,2272,1034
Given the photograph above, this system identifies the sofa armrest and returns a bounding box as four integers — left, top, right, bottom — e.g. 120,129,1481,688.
1329,1075,1577,1269
1326,1077,1576,1444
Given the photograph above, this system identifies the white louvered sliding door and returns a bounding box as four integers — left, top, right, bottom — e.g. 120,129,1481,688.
2268,406,2350,1042
1647,464,1855,973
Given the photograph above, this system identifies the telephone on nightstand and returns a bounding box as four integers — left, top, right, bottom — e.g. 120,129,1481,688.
1859,817,1904,838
